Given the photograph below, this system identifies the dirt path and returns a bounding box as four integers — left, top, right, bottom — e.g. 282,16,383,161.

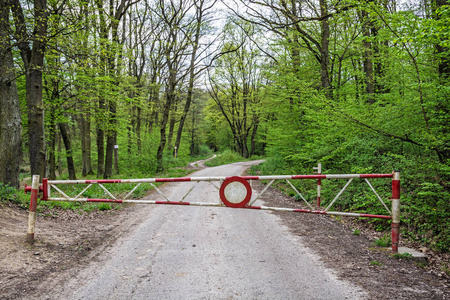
0,160,448,299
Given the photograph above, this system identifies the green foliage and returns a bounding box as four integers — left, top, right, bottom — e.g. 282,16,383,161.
0,184,30,209
374,235,391,248
197,144,214,158
97,203,112,211
401,165,450,252
205,150,248,167
442,262,450,276
391,252,413,260
0,183,19,202
370,260,383,266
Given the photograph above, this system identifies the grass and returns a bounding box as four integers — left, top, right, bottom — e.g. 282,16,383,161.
370,260,383,266
374,234,391,247
0,183,30,209
205,150,259,167
391,252,413,260
441,262,450,276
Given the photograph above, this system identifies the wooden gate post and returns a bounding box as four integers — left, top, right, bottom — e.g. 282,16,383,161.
26,175,40,244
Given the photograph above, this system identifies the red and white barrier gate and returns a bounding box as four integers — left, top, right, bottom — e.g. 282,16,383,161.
25,171,401,252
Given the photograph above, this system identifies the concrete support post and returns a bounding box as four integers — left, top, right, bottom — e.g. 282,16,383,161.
26,175,40,244
391,170,401,253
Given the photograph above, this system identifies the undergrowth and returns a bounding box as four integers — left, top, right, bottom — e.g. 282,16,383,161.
249,153,450,253
205,149,257,167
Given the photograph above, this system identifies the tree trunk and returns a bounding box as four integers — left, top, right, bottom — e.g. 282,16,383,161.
156,93,173,171
85,116,93,174
80,114,88,176
96,126,105,177
48,119,57,180
57,132,62,176
104,91,117,178
0,1,22,188
95,0,107,178
434,0,450,161
114,133,119,175
147,74,159,134
127,110,133,155
362,7,375,103
174,0,204,152
189,108,196,156
26,69,47,179
435,0,450,80
167,102,177,149
59,122,76,180
136,106,141,153
250,117,259,156
104,123,115,178
80,112,93,176
319,0,331,94
12,0,48,179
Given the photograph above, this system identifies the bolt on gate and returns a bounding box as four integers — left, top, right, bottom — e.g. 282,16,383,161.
25,169,401,252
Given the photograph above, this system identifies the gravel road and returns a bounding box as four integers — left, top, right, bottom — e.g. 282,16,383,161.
43,161,367,300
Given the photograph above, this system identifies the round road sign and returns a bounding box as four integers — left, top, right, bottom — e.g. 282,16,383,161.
219,176,252,208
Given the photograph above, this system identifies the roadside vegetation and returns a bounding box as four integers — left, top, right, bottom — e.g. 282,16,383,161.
205,150,260,167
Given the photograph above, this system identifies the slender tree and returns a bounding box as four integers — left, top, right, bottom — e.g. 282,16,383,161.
0,1,22,188
11,0,48,179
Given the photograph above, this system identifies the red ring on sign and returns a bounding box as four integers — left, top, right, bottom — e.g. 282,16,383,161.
219,176,252,208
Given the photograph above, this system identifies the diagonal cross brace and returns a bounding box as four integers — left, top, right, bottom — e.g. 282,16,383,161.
98,183,116,200
285,180,314,210
150,183,170,202
325,178,353,212
249,179,275,206
364,178,392,215
124,183,142,200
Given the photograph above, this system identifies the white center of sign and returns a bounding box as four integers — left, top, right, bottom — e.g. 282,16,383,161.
223,181,247,204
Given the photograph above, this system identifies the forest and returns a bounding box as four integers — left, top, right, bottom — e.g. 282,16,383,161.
0,0,449,253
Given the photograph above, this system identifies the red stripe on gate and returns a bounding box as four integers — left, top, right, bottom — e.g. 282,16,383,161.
87,199,123,203
292,175,327,179
155,201,191,205
391,223,400,253
359,174,393,178
359,213,392,219
392,180,400,199
241,176,260,180
155,178,192,182
85,180,122,184
244,206,262,210
29,190,39,212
